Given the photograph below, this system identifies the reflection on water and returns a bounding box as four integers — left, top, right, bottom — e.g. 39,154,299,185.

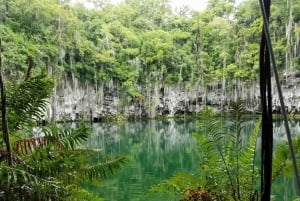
273,119,300,143
85,119,199,201
84,118,299,201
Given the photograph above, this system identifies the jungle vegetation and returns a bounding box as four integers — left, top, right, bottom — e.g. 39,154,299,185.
0,0,300,200
0,0,299,107
152,105,300,201
0,28,127,201
0,62,127,200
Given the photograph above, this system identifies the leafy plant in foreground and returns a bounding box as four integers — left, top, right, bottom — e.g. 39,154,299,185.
273,134,300,181
0,71,127,200
1,124,127,201
193,104,261,201
152,104,261,201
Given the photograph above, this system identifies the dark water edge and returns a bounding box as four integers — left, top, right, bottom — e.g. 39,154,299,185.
83,118,299,201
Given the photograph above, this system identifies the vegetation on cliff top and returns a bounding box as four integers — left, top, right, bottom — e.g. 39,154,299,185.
0,0,299,102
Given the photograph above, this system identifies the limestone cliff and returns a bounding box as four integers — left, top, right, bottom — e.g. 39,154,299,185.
47,72,300,122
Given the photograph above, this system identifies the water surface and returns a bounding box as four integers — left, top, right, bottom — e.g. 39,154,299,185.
84,118,299,201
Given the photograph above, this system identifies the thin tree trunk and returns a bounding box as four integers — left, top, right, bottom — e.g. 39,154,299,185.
0,39,12,165
222,50,227,111
285,4,293,81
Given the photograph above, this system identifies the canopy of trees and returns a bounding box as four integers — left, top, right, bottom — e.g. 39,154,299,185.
0,0,299,102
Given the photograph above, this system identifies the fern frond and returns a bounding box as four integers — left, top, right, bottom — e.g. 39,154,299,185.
12,125,92,179
241,118,261,169
43,124,90,150
229,99,245,115
194,114,237,197
6,72,54,131
225,133,235,168
0,162,65,199
239,117,261,198
12,124,89,156
273,135,300,180
80,156,127,180
13,136,59,155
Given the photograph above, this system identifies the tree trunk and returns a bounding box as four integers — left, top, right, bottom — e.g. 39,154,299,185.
222,50,227,111
0,39,12,165
285,1,293,81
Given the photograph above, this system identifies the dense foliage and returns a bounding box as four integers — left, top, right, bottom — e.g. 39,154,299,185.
152,106,300,201
1,0,299,199
0,51,126,200
0,0,299,103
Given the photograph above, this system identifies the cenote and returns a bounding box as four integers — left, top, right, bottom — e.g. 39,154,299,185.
84,117,299,201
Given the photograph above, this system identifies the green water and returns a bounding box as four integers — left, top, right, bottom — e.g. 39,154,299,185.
84,118,299,201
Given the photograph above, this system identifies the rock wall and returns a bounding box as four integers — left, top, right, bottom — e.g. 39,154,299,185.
48,72,300,122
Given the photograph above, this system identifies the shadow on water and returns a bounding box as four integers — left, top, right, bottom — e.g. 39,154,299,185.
83,118,299,201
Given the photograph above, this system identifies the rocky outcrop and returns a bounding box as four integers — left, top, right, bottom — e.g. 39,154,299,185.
274,72,300,114
47,72,300,122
